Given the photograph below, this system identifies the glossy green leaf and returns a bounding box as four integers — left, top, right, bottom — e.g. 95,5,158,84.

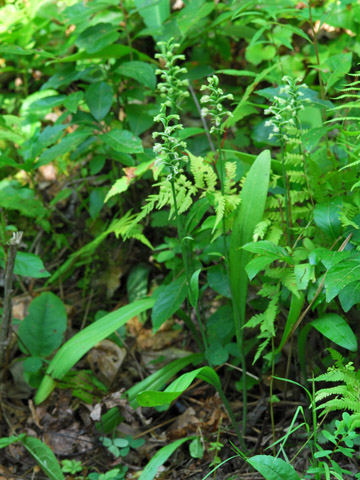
85,82,113,121
138,437,194,480
245,255,276,281
21,436,65,480
75,23,120,53
229,150,271,345
117,61,156,90
37,128,93,166
18,293,67,357
247,455,300,480
35,298,154,404
101,129,144,154
311,314,357,352
189,269,201,307
325,254,360,302
313,199,342,238
151,275,187,332
126,353,203,408
137,366,222,407
189,437,204,459
339,281,360,312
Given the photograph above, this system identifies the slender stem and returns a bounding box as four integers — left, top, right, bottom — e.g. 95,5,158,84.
170,178,209,357
280,141,292,245
217,385,247,453
217,131,229,262
270,337,276,456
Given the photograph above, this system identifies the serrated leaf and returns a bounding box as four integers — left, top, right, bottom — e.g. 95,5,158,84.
85,82,113,121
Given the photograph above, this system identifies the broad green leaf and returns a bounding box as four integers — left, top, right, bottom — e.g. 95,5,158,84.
117,61,156,90
21,436,65,480
311,314,357,352
64,91,84,113
137,366,222,407
85,82,113,121
177,0,215,36
189,269,201,307
37,128,93,166
89,187,106,219
325,52,352,89
339,281,360,312
57,44,152,63
126,353,203,408
138,437,194,480
243,241,291,259
0,181,48,222
75,23,120,53
135,0,170,32
247,455,300,480
301,126,330,152
189,437,204,459
35,298,154,404
294,263,313,290
18,293,67,357
126,104,156,135
101,129,144,154
246,44,276,66
229,150,271,345
207,264,231,298
313,199,342,238
245,255,276,281
151,275,187,332
0,45,55,58
325,255,360,302
0,249,50,278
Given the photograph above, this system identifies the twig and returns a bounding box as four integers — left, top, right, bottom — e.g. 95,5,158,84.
188,83,216,153
0,231,23,368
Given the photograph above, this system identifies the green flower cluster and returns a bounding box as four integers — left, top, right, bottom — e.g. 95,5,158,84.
200,75,233,134
265,76,310,141
152,39,189,180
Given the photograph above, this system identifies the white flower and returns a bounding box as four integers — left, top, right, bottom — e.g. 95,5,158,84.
265,120,273,127
153,143,162,154
201,108,209,116
200,95,211,103
273,126,280,133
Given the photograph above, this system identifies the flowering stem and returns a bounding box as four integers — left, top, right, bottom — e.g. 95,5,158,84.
217,131,229,262
280,141,292,245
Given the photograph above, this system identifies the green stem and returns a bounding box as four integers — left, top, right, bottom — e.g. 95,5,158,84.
170,177,209,357
280,141,292,245
217,132,229,262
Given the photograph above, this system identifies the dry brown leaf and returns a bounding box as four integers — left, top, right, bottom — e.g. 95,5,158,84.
87,339,126,385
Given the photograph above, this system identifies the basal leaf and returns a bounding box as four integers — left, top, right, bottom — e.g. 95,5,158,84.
21,436,64,480
0,249,50,278
138,437,194,480
247,455,300,480
35,298,154,404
